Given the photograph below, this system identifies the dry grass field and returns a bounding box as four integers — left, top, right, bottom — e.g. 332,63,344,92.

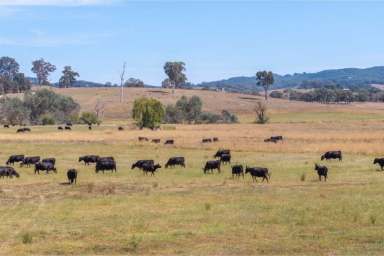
1,88,384,255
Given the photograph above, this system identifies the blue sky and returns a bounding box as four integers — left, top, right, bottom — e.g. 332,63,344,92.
0,0,383,85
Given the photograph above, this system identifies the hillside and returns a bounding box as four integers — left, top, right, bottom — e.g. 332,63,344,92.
50,87,384,122
197,66,384,92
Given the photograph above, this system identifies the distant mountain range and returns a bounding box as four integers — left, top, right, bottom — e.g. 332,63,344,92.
27,66,384,92
196,66,384,93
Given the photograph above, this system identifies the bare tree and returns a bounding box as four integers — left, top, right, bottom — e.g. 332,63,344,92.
94,99,106,121
255,100,269,124
120,62,126,103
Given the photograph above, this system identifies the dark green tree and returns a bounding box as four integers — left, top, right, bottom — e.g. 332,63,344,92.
31,58,56,85
124,78,144,87
256,71,274,100
163,62,187,88
59,66,80,88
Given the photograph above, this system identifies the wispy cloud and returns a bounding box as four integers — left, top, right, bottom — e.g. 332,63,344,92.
0,0,120,6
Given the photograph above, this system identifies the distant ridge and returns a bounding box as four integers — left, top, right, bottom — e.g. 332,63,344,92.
196,66,384,93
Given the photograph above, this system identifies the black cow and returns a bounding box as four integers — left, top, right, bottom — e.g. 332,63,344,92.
314,164,328,181
321,151,342,161
20,156,40,167
373,158,384,170
202,138,212,143
66,122,73,127
65,126,72,130
16,127,31,133
232,165,244,179
165,157,185,168
35,162,57,174
79,155,99,165
214,149,230,158
220,154,231,165
88,125,92,130
271,136,283,141
131,160,154,170
164,139,174,145
67,169,78,184
138,137,149,142
142,163,161,176
213,137,219,142
152,139,161,143
58,126,63,130
95,159,116,173
6,155,24,165
264,138,278,143
245,166,270,182
203,160,221,174
118,126,124,131
42,158,56,166
3,124,9,128
0,166,20,178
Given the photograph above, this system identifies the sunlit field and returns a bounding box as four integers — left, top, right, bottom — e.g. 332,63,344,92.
1,89,384,255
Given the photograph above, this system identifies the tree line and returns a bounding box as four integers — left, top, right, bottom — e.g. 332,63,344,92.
270,85,384,103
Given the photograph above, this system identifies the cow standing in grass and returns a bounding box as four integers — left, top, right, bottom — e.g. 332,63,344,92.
232,165,244,179
6,155,24,165
203,160,221,174
165,157,185,168
321,151,342,161
314,164,328,181
245,166,270,182
67,169,78,184
373,158,384,170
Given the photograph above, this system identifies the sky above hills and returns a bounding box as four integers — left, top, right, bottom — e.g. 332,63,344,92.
0,0,383,85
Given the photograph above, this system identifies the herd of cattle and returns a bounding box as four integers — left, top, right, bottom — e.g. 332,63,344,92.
2,133,384,184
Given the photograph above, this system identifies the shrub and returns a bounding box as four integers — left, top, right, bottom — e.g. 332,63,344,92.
132,97,164,129
255,101,269,124
270,91,284,99
80,112,99,125
41,114,55,125
21,232,33,244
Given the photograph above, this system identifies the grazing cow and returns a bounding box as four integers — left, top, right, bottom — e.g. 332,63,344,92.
245,166,270,182
131,160,154,170
16,127,31,133
142,163,161,176
57,126,63,130
6,155,24,165
213,137,219,142
65,126,72,130
118,126,124,131
271,136,283,141
373,158,384,170
35,162,57,174
3,124,9,128
20,156,40,167
138,136,149,142
314,164,328,181
202,138,212,143
78,155,99,165
164,139,174,145
42,158,56,166
203,160,221,174
214,149,230,158
88,125,92,130
321,151,342,161
152,139,161,143
66,122,73,127
165,157,185,168
67,169,77,184
0,166,20,178
220,154,231,165
95,159,117,173
264,138,278,143
232,165,244,179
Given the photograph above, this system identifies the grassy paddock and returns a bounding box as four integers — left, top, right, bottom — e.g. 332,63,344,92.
0,130,384,255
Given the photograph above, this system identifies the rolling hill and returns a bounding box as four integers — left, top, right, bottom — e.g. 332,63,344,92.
197,66,384,92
